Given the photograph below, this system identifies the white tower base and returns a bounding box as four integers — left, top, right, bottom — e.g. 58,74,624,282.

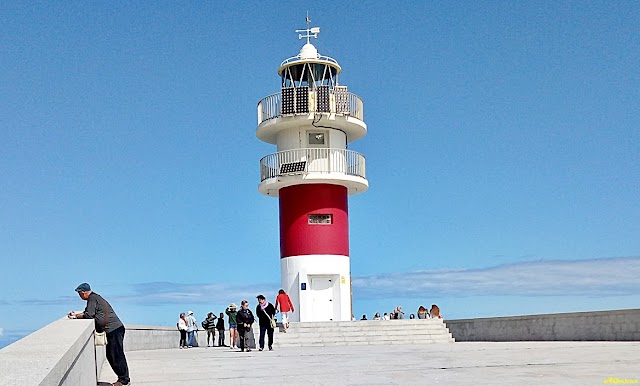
280,255,351,322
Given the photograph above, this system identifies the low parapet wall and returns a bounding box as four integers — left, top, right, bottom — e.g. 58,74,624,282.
0,317,105,386
125,325,186,351
125,325,235,351
447,308,640,342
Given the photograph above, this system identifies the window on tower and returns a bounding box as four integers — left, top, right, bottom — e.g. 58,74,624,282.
308,132,325,145
308,214,332,224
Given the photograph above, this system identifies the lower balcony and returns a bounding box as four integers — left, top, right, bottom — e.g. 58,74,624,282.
258,148,368,196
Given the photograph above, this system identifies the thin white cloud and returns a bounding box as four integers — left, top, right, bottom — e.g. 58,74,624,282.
121,281,280,305
353,256,640,298
12,257,639,307
16,297,76,306
0,327,4,337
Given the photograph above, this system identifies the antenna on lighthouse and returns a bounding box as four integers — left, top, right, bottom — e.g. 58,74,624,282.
295,13,320,44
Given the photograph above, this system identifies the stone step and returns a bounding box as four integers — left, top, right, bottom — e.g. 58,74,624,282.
273,338,454,348
279,326,449,334
282,320,445,328
256,319,455,347
272,331,453,339
272,336,454,345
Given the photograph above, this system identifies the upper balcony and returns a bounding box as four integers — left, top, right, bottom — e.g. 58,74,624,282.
256,86,367,144
258,147,368,197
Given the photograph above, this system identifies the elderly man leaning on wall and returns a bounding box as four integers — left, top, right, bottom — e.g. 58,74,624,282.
67,282,131,386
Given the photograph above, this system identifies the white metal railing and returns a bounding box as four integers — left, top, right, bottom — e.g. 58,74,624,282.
260,148,366,182
257,90,364,124
280,54,340,67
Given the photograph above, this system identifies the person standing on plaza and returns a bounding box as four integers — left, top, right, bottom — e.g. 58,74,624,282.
202,312,217,347
216,312,226,347
186,311,198,347
178,312,188,349
236,300,255,352
255,294,276,351
430,304,443,319
417,306,429,319
67,283,130,386
396,306,405,319
226,303,238,349
274,289,294,332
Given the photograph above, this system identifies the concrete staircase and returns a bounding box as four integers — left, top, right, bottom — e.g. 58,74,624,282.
269,319,455,348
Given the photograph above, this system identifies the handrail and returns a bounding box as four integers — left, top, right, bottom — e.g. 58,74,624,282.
260,148,366,182
280,54,340,67
257,90,364,124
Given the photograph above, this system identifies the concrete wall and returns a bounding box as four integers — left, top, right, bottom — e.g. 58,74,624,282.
0,317,104,386
125,325,184,351
447,308,640,342
125,325,248,351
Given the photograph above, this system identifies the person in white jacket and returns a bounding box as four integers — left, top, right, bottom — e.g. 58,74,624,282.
178,313,188,348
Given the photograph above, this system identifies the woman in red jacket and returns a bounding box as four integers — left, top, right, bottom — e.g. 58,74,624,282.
274,289,294,332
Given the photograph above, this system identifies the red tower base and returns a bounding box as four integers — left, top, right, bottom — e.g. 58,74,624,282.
279,184,349,258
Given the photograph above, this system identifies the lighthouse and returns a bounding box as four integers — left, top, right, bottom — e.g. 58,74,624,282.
256,22,368,322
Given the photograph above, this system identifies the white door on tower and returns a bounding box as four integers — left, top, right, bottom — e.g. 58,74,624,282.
310,276,334,321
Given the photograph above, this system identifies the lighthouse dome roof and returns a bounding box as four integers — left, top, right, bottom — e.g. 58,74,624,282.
299,43,318,59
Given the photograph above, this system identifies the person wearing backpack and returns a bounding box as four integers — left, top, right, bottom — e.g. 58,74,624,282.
202,312,217,347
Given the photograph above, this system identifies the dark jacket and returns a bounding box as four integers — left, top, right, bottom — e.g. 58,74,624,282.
215,317,225,330
255,303,276,328
235,308,255,331
82,292,124,333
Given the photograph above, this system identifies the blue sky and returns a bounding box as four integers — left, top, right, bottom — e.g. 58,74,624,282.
1,2,638,348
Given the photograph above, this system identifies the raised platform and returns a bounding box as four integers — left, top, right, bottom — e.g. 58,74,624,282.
99,341,640,385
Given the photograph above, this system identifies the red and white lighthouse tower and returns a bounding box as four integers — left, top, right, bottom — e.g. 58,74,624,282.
256,22,368,322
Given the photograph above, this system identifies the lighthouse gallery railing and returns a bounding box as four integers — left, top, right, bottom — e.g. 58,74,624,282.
257,90,364,124
260,148,366,182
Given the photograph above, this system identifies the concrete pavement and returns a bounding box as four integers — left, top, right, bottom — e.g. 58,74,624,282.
100,341,639,385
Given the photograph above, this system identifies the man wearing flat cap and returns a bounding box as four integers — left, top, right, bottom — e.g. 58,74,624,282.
68,283,130,386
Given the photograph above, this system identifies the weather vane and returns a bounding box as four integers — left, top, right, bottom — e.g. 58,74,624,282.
295,13,320,44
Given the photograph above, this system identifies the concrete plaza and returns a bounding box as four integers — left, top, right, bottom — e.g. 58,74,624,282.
100,341,639,385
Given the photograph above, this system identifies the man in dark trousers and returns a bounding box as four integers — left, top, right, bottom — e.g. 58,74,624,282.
68,283,130,386
255,294,276,351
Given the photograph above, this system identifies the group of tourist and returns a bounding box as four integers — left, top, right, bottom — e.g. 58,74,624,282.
361,304,443,321
177,289,295,352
